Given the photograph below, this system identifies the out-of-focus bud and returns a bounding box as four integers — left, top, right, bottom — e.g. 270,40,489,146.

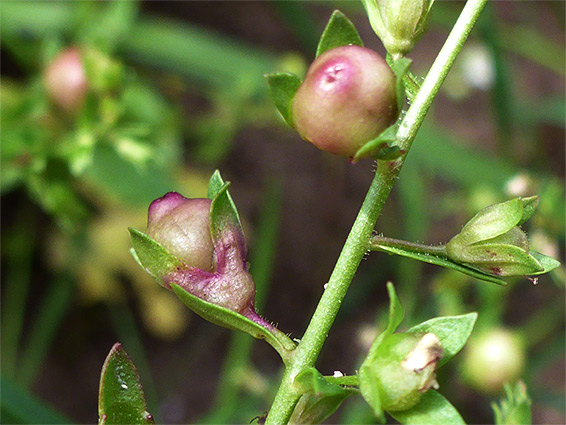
44,48,88,111
446,197,545,277
462,329,525,394
146,193,214,272
364,332,443,411
363,0,433,57
291,45,398,159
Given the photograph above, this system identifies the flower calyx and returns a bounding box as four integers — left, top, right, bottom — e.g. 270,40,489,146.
446,196,549,277
362,0,434,57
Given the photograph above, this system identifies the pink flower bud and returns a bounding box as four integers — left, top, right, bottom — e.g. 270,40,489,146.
146,193,214,272
44,48,88,111
291,45,398,158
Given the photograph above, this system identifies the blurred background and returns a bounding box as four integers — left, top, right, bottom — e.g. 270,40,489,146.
1,1,564,424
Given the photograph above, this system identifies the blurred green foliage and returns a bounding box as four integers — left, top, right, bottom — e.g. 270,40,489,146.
0,1,564,424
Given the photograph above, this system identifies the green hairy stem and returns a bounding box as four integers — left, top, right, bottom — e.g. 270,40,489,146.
265,0,488,423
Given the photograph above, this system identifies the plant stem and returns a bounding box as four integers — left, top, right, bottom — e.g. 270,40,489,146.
265,0,487,423
369,235,447,257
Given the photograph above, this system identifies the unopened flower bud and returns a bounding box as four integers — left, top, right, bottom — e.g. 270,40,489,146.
365,332,443,411
462,329,525,394
146,192,214,272
364,0,432,57
291,45,398,159
446,197,544,277
44,48,88,111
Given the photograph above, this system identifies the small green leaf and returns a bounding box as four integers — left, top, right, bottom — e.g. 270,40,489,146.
98,343,154,425
359,366,384,419
385,282,404,336
316,10,363,57
407,313,478,368
128,228,182,283
389,56,412,112
492,381,532,425
209,181,243,244
518,196,539,225
529,251,561,275
170,283,295,360
373,243,507,285
376,146,404,161
352,124,398,162
388,391,465,425
265,72,302,128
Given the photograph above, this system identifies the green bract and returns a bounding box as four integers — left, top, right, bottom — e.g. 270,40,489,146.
362,0,434,57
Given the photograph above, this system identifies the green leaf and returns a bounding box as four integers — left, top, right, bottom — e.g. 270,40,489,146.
529,251,561,275
492,381,532,425
207,169,226,199
385,282,404,336
98,343,155,425
389,56,413,112
388,391,465,425
170,283,295,360
518,196,539,225
376,146,404,161
373,243,507,285
316,10,363,58
352,124,398,162
407,313,478,368
128,228,183,283
265,72,302,128
359,366,384,420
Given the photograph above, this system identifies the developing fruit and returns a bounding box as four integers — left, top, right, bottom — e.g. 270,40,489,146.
146,193,214,272
44,48,88,111
291,45,398,158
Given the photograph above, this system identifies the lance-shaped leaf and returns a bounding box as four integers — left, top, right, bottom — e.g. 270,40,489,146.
388,391,465,425
316,10,363,58
264,73,302,128
459,244,544,276
170,283,295,362
353,124,398,162
389,56,412,112
492,381,532,425
129,228,182,285
98,343,155,425
407,313,477,368
517,196,539,225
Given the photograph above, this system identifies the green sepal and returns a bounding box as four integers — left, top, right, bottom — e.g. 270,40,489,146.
316,10,364,58
388,390,465,425
98,343,155,425
529,251,561,275
359,282,403,419
389,56,412,112
518,196,539,225
128,228,183,285
454,198,523,246
264,72,302,128
352,125,398,162
291,368,355,424
407,313,477,368
207,170,244,244
461,244,544,276
373,242,507,285
170,283,295,361
376,146,404,161
492,381,532,425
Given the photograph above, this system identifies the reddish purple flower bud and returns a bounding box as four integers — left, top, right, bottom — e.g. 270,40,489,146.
44,48,88,111
291,45,398,158
146,193,214,272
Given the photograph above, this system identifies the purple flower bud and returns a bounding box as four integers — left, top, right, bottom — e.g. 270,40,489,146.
146,193,214,272
291,46,398,158
44,48,88,111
